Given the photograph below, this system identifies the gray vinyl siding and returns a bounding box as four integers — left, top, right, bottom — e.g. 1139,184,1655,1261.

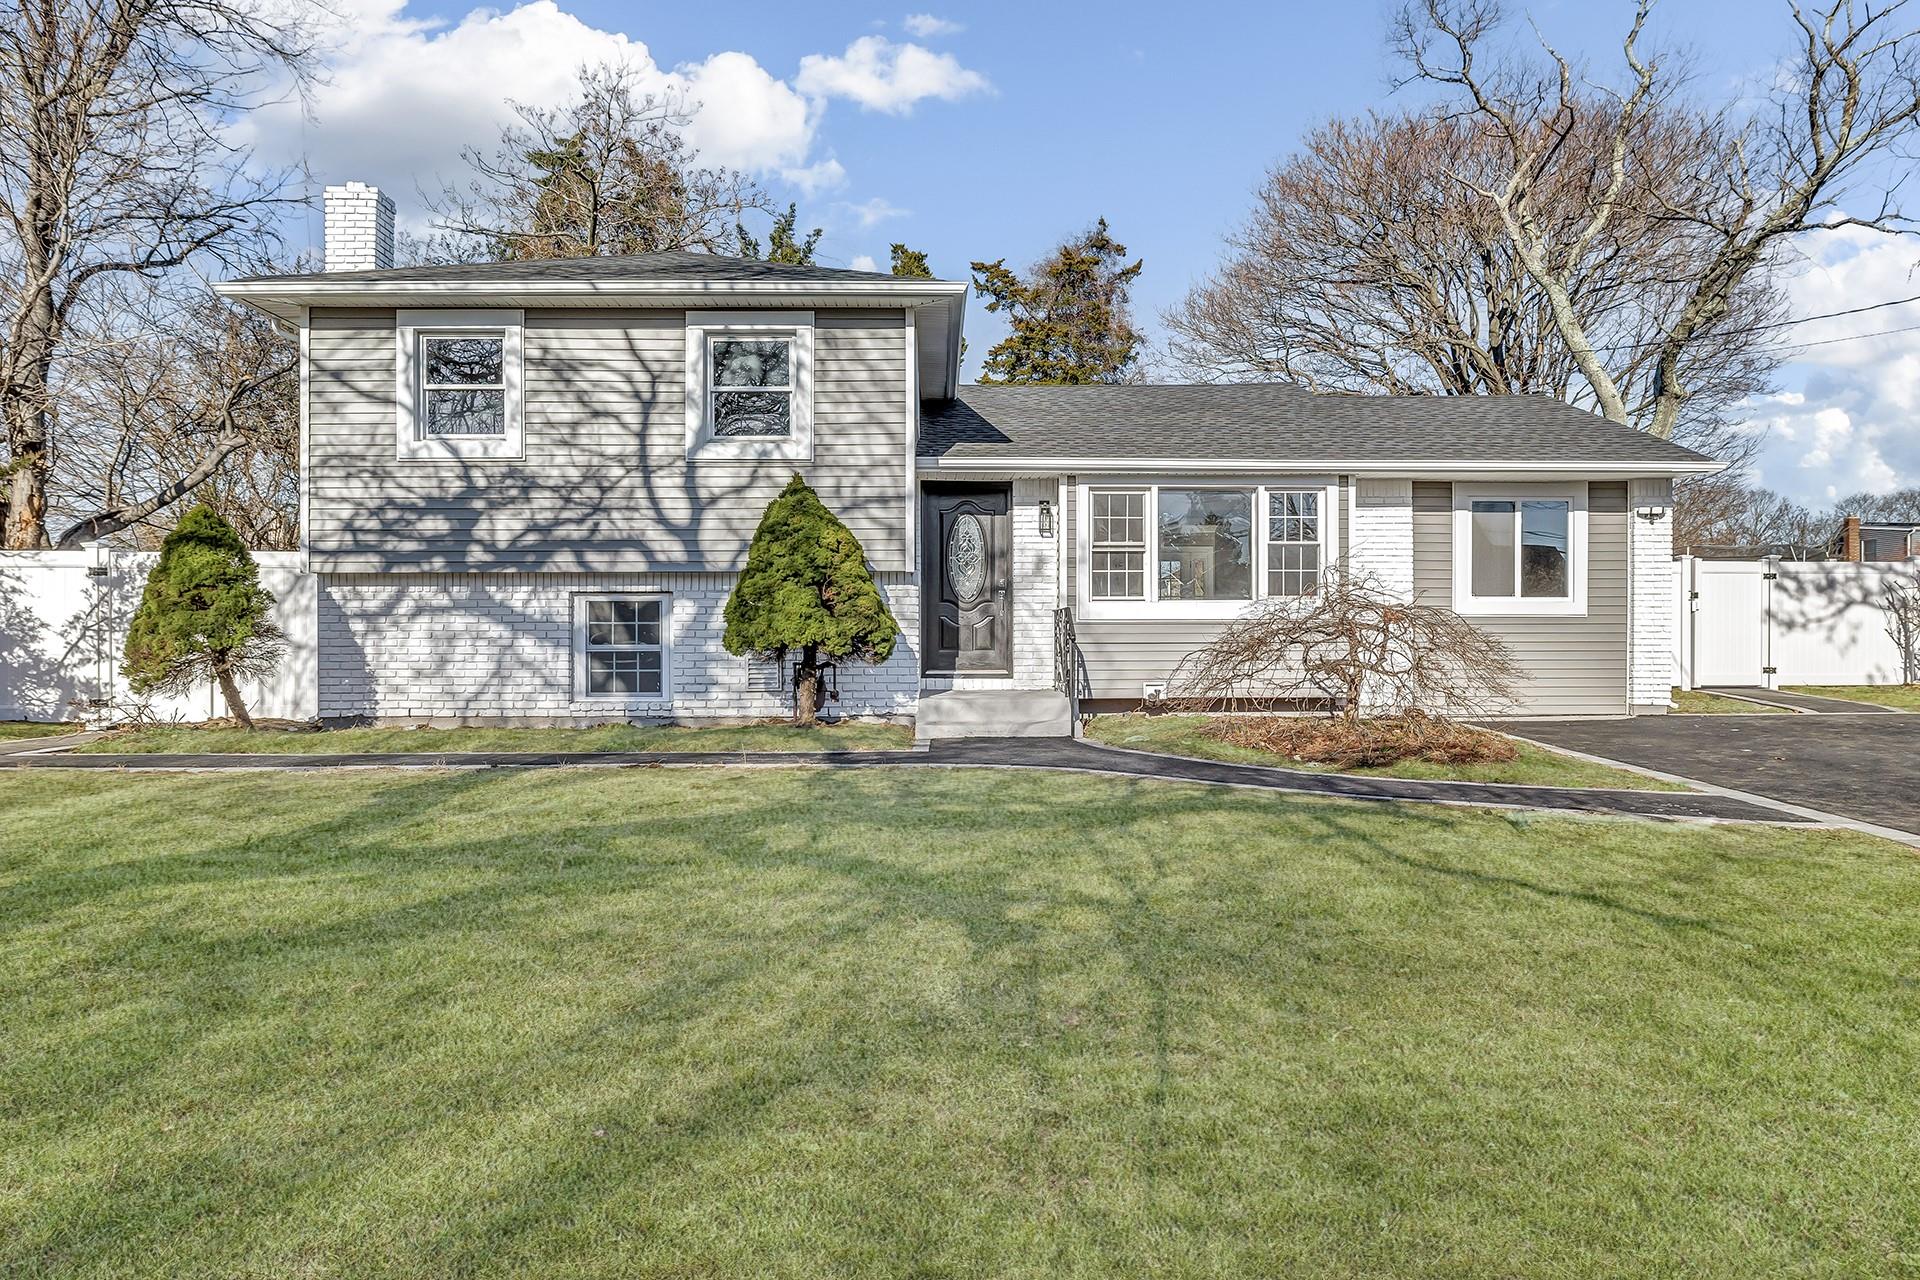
306,307,909,573
1411,480,1629,716
1063,476,1630,713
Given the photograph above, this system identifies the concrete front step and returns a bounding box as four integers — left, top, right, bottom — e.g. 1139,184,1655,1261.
916,689,1075,741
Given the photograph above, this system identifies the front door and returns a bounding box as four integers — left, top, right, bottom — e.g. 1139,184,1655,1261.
922,484,1012,675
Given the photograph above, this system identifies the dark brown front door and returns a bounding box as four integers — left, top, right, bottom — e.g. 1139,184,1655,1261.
922,484,1012,675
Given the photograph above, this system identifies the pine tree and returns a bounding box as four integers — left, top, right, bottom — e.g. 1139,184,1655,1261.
970,218,1144,384
724,476,899,725
122,503,284,727
889,243,933,278
736,204,824,265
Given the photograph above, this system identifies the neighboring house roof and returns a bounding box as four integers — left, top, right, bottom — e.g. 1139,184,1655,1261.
226,250,912,286
918,384,1720,474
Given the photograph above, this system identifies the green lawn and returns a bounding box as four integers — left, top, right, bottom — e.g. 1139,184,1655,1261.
5,767,1914,1277
1785,684,1920,711
1671,688,1790,714
1085,713,1684,790
71,720,911,755
0,721,80,741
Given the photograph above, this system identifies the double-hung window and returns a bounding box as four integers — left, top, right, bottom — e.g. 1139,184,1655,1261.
396,309,524,460
573,595,669,701
1089,490,1148,600
1081,481,1335,616
685,311,813,461
1267,490,1322,597
1452,484,1586,615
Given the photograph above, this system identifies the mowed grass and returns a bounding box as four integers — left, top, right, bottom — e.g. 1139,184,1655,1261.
0,721,80,741
1085,713,1684,790
1671,688,1790,714
3,769,1917,1277
71,719,911,755
1786,684,1920,711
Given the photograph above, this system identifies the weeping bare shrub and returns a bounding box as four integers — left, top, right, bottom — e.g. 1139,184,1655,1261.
1164,564,1522,720
1886,574,1920,685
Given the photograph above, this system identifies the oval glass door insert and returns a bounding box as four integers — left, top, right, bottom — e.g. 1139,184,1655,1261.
948,513,987,603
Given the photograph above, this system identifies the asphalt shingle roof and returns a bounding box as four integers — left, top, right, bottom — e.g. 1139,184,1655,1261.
232,250,920,286
918,384,1716,466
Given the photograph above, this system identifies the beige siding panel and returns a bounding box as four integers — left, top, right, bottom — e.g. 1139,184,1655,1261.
306,306,909,573
1410,480,1629,716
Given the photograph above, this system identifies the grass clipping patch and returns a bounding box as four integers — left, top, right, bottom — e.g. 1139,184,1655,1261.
1201,711,1519,770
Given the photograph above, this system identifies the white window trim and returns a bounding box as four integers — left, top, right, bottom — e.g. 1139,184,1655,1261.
1075,479,1340,621
395,308,524,461
1450,481,1588,616
685,310,814,462
570,592,673,705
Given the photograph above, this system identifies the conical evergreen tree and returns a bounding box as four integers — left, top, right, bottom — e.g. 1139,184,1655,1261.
122,503,284,727
724,475,899,724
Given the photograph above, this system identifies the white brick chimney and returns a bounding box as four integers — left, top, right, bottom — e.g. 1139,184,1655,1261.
323,181,395,272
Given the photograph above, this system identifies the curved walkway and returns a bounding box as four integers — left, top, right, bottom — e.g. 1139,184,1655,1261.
0,736,1810,827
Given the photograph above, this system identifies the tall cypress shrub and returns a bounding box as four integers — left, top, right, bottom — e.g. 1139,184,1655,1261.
724,475,899,725
122,503,284,727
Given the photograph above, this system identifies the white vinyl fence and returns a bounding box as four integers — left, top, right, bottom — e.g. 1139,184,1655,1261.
0,548,315,724
1672,555,1920,689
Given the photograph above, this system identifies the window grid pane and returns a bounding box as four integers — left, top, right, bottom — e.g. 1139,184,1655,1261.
1266,489,1323,596
581,598,664,697
1090,491,1146,548
422,334,505,387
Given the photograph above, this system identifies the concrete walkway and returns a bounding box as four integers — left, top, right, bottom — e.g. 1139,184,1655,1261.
0,736,1812,827
0,731,104,756
1698,686,1901,713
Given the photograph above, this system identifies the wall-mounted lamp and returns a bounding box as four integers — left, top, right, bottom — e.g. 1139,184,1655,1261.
1038,499,1055,537
1634,505,1669,523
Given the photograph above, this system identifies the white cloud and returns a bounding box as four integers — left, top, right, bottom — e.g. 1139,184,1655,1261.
1737,224,1920,503
236,2,988,234
903,14,963,38
841,196,909,228
849,253,880,272
796,35,991,114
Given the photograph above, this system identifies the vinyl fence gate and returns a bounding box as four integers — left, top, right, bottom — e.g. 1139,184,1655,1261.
1672,555,1919,690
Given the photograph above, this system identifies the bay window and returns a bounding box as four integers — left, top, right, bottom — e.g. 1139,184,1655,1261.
1080,481,1335,616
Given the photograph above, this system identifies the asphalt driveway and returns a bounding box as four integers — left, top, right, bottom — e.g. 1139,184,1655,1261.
1506,714,1920,835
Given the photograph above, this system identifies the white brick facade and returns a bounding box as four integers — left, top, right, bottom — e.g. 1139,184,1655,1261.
323,182,395,272
1347,477,1414,598
317,571,919,724
1628,477,1675,711
924,477,1061,691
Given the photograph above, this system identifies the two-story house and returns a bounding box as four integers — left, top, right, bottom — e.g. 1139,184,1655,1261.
215,182,1720,733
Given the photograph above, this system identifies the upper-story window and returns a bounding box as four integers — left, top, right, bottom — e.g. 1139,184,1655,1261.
396,309,524,460
1451,482,1587,616
686,310,813,462
1080,481,1337,618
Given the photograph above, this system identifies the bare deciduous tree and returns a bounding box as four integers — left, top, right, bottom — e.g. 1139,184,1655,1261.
1166,564,1523,719
55,282,298,549
0,0,318,548
421,62,768,264
1165,106,1775,486
1394,0,1920,441
1885,574,1920,683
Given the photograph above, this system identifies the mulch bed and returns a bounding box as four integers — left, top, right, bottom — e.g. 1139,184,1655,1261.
1202,711,1519,770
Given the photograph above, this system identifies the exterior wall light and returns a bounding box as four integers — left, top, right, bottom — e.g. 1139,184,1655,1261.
1038,499,1054,537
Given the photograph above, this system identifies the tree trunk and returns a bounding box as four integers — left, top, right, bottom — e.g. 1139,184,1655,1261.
2,442,50,549
215,664,254,729
792,643,823,727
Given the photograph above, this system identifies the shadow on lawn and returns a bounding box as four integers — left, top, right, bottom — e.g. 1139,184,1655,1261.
2,765,1780,1272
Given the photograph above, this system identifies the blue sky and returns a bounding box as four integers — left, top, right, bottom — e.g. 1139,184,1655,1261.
251,1,1920,506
